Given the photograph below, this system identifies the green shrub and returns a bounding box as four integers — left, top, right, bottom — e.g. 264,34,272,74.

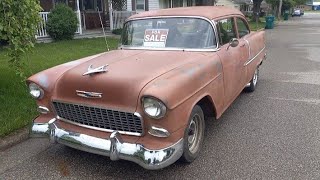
112,28,123,35
46,4,78,40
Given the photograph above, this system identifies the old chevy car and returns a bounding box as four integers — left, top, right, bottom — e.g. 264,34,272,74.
29,6,266,170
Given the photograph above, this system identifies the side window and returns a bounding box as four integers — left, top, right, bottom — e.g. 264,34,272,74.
236,18,250,38
217,18,236,45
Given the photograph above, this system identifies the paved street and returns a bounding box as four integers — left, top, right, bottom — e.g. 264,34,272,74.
1,13,320,179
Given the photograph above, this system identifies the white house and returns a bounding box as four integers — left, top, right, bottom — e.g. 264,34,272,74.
37,0,215,38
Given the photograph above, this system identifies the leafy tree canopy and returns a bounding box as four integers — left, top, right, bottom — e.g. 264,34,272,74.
266,0,308,8
0,0,41,76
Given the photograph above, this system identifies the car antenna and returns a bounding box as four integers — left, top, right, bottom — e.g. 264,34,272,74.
97,6,110,51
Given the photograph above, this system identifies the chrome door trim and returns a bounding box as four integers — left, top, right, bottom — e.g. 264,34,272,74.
244,46,266,66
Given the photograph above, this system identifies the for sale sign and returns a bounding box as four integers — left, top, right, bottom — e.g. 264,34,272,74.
143,29,169,48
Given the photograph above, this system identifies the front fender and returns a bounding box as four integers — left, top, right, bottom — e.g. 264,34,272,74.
140,54,222,110
137,54,224,136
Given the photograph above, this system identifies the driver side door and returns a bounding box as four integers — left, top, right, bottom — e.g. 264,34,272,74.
216,17,247,107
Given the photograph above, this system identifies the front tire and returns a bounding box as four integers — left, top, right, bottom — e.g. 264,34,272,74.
245,67,259,92
180,105,205,163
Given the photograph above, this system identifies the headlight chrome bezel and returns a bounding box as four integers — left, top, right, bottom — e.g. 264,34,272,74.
29,83,44,99
142,96,167,119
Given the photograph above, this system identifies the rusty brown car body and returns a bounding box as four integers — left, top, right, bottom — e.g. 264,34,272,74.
28,6,266,170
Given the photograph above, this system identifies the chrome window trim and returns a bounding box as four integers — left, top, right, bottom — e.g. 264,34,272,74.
51,100,144,136
244,46,266,66
120,16,219,52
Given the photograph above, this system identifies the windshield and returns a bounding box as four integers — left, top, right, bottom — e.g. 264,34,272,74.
121,17,217,49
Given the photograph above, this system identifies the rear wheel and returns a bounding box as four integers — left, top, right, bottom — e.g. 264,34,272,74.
245,67,259,92
180,105,205,163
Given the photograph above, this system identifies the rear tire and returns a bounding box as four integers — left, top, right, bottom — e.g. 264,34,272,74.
245,67,259,92
180,105,205,163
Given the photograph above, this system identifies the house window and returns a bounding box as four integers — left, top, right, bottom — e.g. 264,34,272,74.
160,0,183,8
136,0,145,11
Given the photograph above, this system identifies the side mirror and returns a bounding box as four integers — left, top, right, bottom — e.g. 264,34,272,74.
227,38,239,50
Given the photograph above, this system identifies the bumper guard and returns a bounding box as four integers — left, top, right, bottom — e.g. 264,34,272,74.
31,118,184,170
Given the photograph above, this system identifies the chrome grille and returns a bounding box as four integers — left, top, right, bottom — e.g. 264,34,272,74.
52,101,143,135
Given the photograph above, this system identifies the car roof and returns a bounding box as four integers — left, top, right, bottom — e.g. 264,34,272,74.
128,6,245,20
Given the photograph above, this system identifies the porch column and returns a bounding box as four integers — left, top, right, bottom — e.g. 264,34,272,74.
76,0,83,34
109,0,114,30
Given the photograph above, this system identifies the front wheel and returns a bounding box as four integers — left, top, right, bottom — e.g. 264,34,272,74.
180,105,205,163
245,67,259,92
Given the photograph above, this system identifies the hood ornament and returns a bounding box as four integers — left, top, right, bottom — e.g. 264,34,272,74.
76,90,102,98
83,64,108,76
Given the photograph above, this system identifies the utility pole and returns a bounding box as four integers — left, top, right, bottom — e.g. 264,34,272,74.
278,0,283,20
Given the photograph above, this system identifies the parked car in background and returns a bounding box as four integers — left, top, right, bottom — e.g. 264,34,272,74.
292,9,302,16
28,6,266,170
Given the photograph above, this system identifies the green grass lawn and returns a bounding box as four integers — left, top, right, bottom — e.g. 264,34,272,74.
248,21,265,31
247,17,266,31
0,37,119,137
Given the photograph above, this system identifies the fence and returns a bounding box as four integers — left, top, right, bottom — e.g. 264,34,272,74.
36,11,82,38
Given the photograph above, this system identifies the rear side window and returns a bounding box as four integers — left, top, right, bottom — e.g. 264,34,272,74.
236,18,250,38
217,18,236,45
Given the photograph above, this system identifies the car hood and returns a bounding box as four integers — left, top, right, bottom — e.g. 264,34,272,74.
52,49,208,112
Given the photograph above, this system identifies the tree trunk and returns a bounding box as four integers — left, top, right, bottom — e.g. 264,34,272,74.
252,0,263,22
278,0,283,20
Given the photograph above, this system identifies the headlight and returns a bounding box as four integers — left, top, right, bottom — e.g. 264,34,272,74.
29,83,44,99
142,97,167,119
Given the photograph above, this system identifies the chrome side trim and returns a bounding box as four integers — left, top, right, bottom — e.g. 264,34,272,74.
244,46,266,66
37,106,50,114
30,121,184,170
243,38,251,58
148,126,170,138
120,16,219,52
57,115,144,136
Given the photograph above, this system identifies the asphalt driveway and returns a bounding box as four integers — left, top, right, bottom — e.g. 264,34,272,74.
1,13,320,179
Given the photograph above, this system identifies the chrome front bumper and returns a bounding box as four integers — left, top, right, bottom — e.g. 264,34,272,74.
31,118,184,170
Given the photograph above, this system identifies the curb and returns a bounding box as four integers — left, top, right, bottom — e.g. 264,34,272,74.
0,127,30,151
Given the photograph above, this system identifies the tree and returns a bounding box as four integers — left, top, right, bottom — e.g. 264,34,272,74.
252,0,264,22
278,0,283,19
267,0,308,18
0,0,41,75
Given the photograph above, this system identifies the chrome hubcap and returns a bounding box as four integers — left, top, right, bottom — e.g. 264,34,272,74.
187,114,201,154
